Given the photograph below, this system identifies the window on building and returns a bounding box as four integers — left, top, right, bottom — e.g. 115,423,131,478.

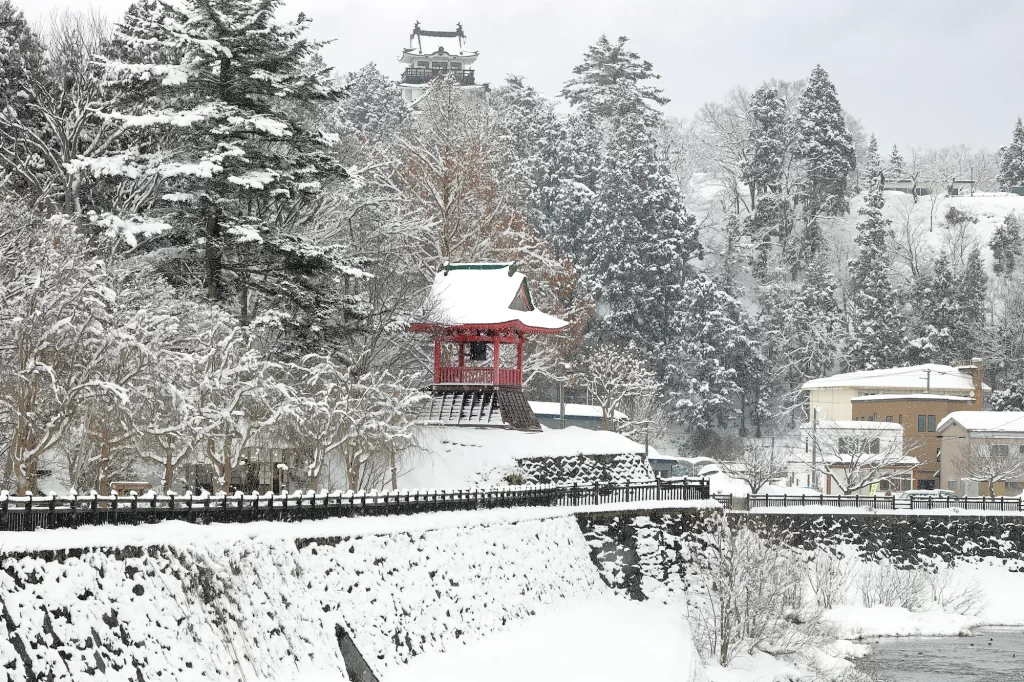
927,415,936,432
869,438,880,454
450,62,462,70
918,415,926,432
416,60,428,68
992,444,1010,457
899,415,904,425
886,415,893,422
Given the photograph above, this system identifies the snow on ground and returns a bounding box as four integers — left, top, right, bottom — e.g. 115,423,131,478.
382,596,708,682
399,425,655,489
704,652,808,682
820,555,1024,639
825,606,977,638
0,499,719,553
842,191,1024,275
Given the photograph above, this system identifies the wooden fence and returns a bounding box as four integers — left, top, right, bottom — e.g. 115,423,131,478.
744,494,1024,512
0,478,711,532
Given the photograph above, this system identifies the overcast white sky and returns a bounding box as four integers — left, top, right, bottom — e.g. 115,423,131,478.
16,0,1024,150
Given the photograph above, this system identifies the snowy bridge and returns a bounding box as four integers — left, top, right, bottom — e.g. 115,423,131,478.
0,479,711,532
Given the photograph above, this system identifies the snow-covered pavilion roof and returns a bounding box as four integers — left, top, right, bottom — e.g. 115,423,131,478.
936,411,1024,435
413,263,567,333
801,364,988,393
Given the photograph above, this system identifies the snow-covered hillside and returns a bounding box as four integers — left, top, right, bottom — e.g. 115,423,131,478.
843,190,1024,275
0,508,707,682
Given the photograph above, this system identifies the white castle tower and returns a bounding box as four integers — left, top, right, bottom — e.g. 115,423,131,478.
398,22,480,105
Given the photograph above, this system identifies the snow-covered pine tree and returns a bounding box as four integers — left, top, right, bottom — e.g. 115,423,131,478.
538,113,601,258
667,275,764,440
740,84,787,209
846,167,906,370
998,118,1024,191
758,256,843,420
795,65,856,260
864,134,883,185
888,144,905,181
907,247,987,364
0,0,45,149
72,0,357,353
337,62,410,155
991,212,1023,277
579,113,701,368
746,191,795,280
560,35,668,128
492,74,561,225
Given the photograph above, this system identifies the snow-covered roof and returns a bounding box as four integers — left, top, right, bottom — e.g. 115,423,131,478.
415,263,567,332
800,420,905,432
529,401,627,420
850,394,976,403
801,364,988,393
936,411,1024,435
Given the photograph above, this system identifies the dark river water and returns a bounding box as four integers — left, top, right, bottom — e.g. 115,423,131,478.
856,628,1024,681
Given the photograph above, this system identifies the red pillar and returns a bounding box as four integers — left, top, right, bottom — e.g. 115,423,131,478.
493,337,501,385
516,336,524,386
434,337,441,384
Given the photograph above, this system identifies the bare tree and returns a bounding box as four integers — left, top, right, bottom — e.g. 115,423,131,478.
958,439,1024,498
718,438,792,493
687,514,826,666
808,423,919,494
888,193,932,284
571,343,662,432
290,355,425,491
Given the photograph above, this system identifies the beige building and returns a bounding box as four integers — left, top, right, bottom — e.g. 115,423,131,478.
851,394,975,488
937,412,1024,496
803,361,988,490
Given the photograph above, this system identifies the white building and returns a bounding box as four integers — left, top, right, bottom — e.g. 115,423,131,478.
797,420,914,494
801,362,985,423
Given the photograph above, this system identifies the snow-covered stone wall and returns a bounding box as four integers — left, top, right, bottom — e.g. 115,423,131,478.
0,513,605,682
518,453,655,486
749,510,1024,565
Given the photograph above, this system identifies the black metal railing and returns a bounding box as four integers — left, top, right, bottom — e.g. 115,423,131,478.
0,478,711,532
401,67,475,85
746,494,1024,512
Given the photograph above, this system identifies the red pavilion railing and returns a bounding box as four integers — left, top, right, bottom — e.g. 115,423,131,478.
435,366,522,386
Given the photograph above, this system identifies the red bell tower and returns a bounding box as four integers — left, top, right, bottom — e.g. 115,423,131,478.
411,263,566,430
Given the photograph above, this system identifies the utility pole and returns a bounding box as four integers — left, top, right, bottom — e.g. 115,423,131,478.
558,382,565,429
811,406,819,491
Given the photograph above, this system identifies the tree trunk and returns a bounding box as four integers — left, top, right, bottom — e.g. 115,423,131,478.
205,208,223,300
238,272,250,326
221,436,233,494
163,449,175,494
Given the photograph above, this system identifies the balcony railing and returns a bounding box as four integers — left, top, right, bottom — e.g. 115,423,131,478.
402,67,476,86
436,366,521,386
